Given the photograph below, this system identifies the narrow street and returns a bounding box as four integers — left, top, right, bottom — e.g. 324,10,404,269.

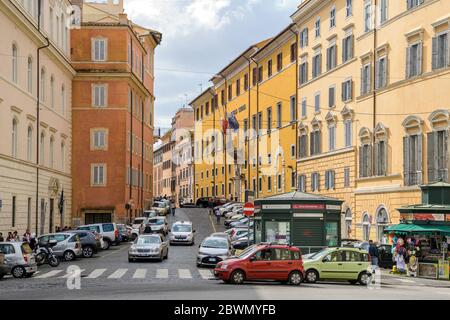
0,208,448,300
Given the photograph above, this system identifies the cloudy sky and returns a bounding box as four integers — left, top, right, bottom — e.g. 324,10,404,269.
124,0,300,129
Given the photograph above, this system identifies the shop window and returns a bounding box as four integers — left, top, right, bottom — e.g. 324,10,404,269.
345,209,352,238
376,208,389,244
362,213,370,241
265,221,290,245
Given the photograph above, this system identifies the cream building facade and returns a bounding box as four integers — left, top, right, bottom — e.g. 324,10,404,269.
0,0,75,235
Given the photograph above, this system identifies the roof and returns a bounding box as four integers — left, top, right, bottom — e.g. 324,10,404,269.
256,191,343,203
422,182,450,188
385,223,450,236
398,204,450,212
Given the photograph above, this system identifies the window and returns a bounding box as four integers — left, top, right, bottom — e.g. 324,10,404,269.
310,129,322,155
328,86,335,108
315,17,321,38
344,167,351,187
428,130,449,183
311,172,320,191
92,164,106,186
93,129,107,149
267,176,272,191
267,107,272,132
328,125,336,151
277,53,283,72
258,112,263,133
40,132,45,165
406,42,423,78
258,66,263,83
380,0,388,24
252,68,257,86
290,43,297,63
327,44,337,71
27,126,33,161
404,134,423,185
27,57,33,93
342,79,353,102
268,59,273,77
252,178,256,192
61,142,65,171
228,84,232,101
12,44,18,83
12,118,18,158
314,93,320,113
359,143,372,178
299,61,308,84
12,196,16,227
375,57,388,90
61,85,66,115
277,174,282,190
362,214,370,241
407,0,424,10
325,170,335,190
312,53,322,78
344,120,352,147
302,98,307,118
276,103,282,128
432,32,449,70
93,85,106,107
244,74,249,91
376,208,389,244
330,7,336,28
49,7,54,38
258,178,262,192
236,79,240,96
364,0,372,32
290,96,296,123
49,136,54,168
221,89,225,105
290,145,296,159
375,139,387,176
346,0,353,17
50,76,55,109
300,28,308,48
291,172,296,188
361,63,371,95
342,35,354,62
298,175,306,192
93,38,107,61
299,132,308,158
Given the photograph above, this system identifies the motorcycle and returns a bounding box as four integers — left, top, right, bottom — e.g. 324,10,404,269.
34,239,60,267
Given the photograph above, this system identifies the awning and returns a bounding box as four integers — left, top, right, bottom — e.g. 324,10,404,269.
385,224,450,236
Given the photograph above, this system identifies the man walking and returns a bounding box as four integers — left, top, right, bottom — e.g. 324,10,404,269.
215,207,221,225
368,240,379,273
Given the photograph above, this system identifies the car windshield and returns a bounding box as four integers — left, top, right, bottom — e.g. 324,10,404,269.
144,211,157,218
154,202,165,208
172,225,192,232
133,219,145,224
149,218,164,225
308,248,333,259
136,236,161,245
202,238,228,249
237,244,259,259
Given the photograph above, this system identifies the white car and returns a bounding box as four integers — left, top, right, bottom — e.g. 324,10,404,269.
169,221,195,245
225,206,243,218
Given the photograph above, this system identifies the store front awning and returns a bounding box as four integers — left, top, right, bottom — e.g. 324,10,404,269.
385,224,450,236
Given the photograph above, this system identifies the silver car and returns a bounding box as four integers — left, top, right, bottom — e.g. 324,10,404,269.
38,233,83,261
196,237,233,267
0,242,37,278
128,234,169,262
169,221,195,245
147,217,169,235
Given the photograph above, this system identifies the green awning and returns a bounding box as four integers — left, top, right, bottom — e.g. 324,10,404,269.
385,224,450,236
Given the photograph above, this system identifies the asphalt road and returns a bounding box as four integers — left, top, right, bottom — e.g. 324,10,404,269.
0,208,449,300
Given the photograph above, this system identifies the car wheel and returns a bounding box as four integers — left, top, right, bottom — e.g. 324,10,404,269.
82,246,94,258
64,250,76,262
288,271,303,286
103,239,111,250
12,266,26,279
230,270,245,285
358,272,371,286
36,252,46,266
305,269,319,283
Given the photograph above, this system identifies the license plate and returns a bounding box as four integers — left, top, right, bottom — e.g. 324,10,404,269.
209,258,216,262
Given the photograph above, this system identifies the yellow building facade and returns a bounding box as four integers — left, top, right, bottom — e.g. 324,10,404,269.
191,0,450,243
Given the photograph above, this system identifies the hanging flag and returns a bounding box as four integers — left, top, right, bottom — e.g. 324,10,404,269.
228,113,240,132
58,189,64,215
222,117,229,133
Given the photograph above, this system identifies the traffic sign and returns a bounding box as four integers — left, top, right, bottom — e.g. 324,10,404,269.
243,202,255,217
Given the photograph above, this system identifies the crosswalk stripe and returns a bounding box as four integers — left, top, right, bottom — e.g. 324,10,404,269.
86,269,107,279
108,268,128,279
156,269,168,279
34,270,64,279
59,269,85,279
198,269,213,280
133,269,147,279
178,269,192,279
398,278,415,283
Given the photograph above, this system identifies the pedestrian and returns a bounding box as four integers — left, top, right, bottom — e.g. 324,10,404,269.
215,208,221,224
55,226,61,233
171,200,176,216
0,232,4,242
395,238,407,274
23,229,32,243
12,231,20,242
29,233,37,250
6,232,13,242
368,240,379,273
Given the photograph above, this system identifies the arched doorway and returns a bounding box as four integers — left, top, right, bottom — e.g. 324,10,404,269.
376,207,390,244
345,209,353,238
362,213,371,241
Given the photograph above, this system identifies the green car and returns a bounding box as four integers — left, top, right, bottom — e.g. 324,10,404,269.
303,247,372,285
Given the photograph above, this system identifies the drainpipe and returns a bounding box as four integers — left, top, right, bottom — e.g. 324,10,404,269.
141,98,144,213
217,73,228,199
250,57,260,198
373,0,378,175
289,24,299,190
243,56,252,200
36,0,50,235
129,38,134,222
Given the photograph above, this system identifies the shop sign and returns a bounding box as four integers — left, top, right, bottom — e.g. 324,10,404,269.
400,213,414,221
446,215,450,222
262,204,291,210
326,204,341,211
293,213,323,218
292,204,325,210
412,214,445,221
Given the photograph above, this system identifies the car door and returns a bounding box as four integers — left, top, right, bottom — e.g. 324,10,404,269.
102,223,115,240
246,248,275,280
342,250,363,280
320,250,344,279
0,244,17,268
50,234,69,255
270,249,292,280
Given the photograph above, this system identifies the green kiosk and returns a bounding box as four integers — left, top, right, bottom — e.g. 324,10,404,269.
253,192,343,254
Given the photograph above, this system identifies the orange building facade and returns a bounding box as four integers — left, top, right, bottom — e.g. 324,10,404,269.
71,11,161,225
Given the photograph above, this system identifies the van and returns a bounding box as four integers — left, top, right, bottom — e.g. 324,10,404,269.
76,223,120,249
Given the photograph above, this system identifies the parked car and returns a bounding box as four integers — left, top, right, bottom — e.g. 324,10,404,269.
169,221,196,245
222,203,243,217
230,218,254,229
196,197,211,208
224,214,245,227
210,232,232,242
116,224,131,242
214,243,304,285
303,247,372,285
143,210,158,218
216,202,237,216
67,230,101,258
128,234,169,262
146,216,169,235
378,244,394,269
76,223,120,249
225,207,244,218
197,236,233,267
152,201,169,216
232,238,255,251
230,228,252,241
0,242,37,278
0,252,9,280
38,233,83,261
180,199,195,208
132,217,150,230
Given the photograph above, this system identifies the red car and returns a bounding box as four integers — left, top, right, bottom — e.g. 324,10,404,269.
214,243,304,285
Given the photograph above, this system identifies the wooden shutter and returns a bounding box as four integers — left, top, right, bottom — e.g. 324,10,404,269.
367,63,372,93
417,42,423,75
333,45,337,68
445,130,450,182
317,173,321,191
427,132,437,182
325,171,329,190
367,144,373,177
350,35,354,59
341,81,345,101
406,46,411,78
417,134,423,184
403,136,410,185
374,142,379,176
359,147,363,178
310,134,314,155
383,141,388,175
360,67,364,94
318,53,322,75
375,60,380,89
342,38,346,62
432,36,438,70
445,33,450,67
318,130,322,154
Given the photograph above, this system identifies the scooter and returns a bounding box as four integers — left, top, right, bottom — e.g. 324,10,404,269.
34,239,60,267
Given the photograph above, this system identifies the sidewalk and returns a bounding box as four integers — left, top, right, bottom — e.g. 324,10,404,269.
379,269,450,288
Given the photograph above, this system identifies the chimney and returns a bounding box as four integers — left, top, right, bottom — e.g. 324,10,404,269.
118,13,128,25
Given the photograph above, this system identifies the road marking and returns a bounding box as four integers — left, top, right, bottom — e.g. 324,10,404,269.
107,268,128,279
133,269,147,279
86,269,107,279
99,244,130,259
178,269,192,279
156,269,168,279
59,269,85,278
209,213,217,233
398,278,416,283
34,270,64,279
198,269,213,280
